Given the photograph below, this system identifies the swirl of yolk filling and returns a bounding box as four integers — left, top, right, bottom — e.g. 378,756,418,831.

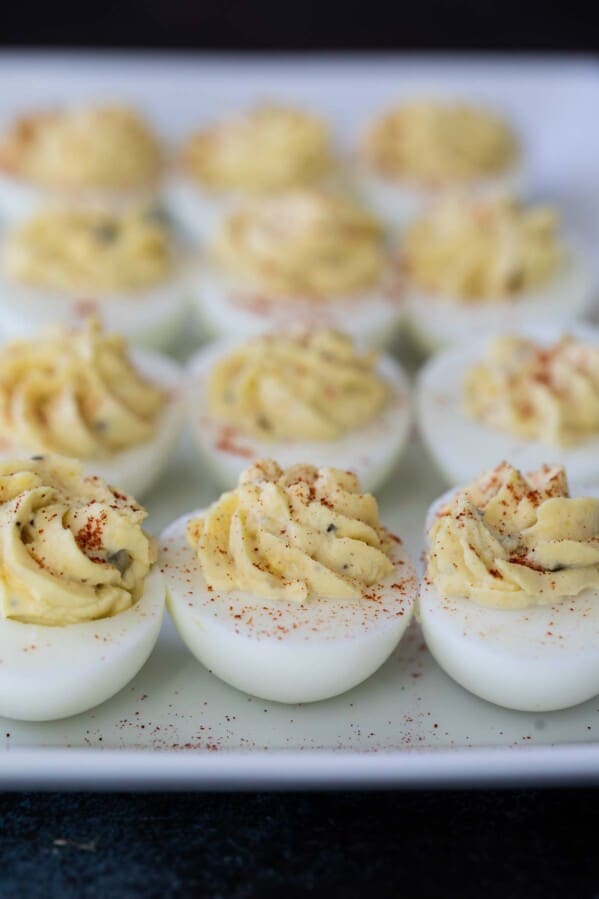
0,320,165,459
464,335,599,446
2,208,174,295
187,459,394,602
214,189,385,298
0,105,161,191
207,330,388,442
0,454,156,625
363,101,517,185
427,462,599,609
403,195,562,302
182,104,331,193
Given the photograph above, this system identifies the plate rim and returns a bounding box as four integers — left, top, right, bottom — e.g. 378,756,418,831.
2,743,599,790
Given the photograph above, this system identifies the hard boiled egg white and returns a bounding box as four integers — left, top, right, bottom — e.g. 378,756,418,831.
190,264,405,349
164,175,235,245
0,267,189,352
420,487,599,712
405,240,593,355
90,349,185,497
0,566,165,721
165,173,350,248
417,321,599,486
0,349,185,499
353,162,524,232
0,172,162,226
186,338,412,492
161,513,418,704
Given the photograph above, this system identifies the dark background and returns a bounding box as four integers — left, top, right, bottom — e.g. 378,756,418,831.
0,0,594,52
2,788,599,897
1,5,597,897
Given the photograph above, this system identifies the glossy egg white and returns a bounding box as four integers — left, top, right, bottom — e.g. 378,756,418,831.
0,349,185,498
353,162,524,232
0,265,189,352
0,171,162,226
190,264,405,349
161,512,418,704
420,487,599,712
165,172,351,248
404,241,594,355
164,175,235,245
0,566,165,721
417,321,599,486
186,338,412,492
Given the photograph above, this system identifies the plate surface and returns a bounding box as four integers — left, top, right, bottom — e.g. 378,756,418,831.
0,52,599,788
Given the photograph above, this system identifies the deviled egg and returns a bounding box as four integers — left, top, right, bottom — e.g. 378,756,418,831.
418,322,599,486
161,459,418,704
0,319,183,497
401,194,593,354
187,329,411,491
0,104,163,222
0,206,188,350
192,189,404,347
166,103,335,243
420,462,599,711
356,99,521,228
0,454,164,720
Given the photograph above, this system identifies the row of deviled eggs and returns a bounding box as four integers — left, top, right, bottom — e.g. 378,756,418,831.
0,98,593,359
0,99,523,231
0,191,593,354
1,319,599,721
4,318,599,496
2,451,598,724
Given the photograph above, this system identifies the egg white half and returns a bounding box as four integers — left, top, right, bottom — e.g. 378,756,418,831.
0,348,185,498
161,512,418,704
0,171,163,226
404,241,594,356
164,175,234,246
352,162,525,232
417,320,599,486
165,172,352,248
0,265,190,352
186,338,412,492
420,580,599,713
0,566,165,721
190,264,405,349
420,485,599,712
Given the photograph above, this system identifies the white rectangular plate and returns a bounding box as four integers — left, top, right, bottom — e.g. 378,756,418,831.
0,52,598,789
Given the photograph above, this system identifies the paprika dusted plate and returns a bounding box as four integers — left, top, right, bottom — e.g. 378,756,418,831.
0,52,599,788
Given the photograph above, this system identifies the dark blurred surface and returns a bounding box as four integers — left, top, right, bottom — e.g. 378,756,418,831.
1,788,597,897
0,0,594,52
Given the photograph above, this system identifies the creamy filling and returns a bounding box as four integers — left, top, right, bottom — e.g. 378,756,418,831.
2,208,174,294
0,320,165,458
214,189,385,297
182,104,331,193
427,462,599,608
187,459,394,601
207,331,388,441
363,101,517,185
0,105,162,191
0,454,156,625
464,335,599,446
403,196,562,302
